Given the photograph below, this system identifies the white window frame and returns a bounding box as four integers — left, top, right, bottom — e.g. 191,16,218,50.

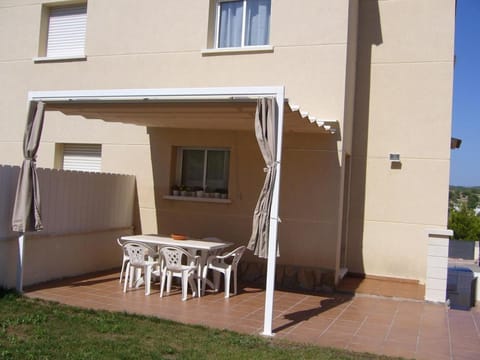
176,147,230,192
35,3,87,62
62,143,102,172
214,0,270,49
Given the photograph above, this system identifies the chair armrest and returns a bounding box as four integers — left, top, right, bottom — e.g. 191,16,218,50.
206,254,222,266
190,255,201,267
214,253,233,260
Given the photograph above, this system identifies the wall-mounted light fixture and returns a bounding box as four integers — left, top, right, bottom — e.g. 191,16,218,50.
389,153,401,163
450,137,462,149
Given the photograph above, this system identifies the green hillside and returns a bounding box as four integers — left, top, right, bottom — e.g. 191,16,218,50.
449,186,480,211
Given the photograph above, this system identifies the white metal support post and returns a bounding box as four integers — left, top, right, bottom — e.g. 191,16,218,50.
261,89,285,336
16,233,24,292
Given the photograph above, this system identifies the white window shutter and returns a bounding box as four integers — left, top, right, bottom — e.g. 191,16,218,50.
47,5,87,58
63,144,102,172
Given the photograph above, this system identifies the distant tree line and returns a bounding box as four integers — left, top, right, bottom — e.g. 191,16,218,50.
448,186,480,241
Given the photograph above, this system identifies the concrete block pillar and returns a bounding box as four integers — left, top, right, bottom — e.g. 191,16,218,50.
425,228,453,303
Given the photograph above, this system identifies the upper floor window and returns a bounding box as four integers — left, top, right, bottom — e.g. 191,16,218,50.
215,0,271,48
44,3,87,58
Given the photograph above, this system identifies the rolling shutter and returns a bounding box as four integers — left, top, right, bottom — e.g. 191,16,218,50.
63,144,101,172
46,5,87,58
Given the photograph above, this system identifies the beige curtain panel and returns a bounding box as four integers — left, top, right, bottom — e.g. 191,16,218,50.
248,97,279,258
12,101,45,232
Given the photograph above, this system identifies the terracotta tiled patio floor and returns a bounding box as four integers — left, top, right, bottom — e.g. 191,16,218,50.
25,270,480,360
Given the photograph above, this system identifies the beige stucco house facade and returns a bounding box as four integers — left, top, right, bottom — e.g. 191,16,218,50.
0,0,455,295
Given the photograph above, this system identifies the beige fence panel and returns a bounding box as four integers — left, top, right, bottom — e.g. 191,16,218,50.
0,165,20,238
0,165,136,288
0,165,136,238
39,168,136,234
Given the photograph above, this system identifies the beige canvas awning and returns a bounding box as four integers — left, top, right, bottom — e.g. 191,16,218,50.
26,86,335,336
45,100,337,134
12,101,45,233
248,98,279,259
11,101,45,292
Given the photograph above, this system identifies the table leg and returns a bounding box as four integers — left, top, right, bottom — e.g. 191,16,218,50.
199,249,218,295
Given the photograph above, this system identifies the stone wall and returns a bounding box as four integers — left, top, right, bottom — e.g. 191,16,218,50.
239,261,335,293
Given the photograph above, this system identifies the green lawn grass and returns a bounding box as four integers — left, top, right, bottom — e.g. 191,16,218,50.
0,289,402,360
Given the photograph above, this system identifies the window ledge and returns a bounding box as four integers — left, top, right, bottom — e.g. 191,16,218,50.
163,195,231,204
33,55,87,63
426,228,454,237
201,45,273,56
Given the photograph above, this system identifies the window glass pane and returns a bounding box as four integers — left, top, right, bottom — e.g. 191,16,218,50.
181,150,204,188
218,0,243,47
206,150,229,192
245,0,271,46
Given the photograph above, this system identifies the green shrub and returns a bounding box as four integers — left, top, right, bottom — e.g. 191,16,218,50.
448,205,480,241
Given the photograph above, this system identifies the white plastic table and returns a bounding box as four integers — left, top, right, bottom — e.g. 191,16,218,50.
119,234,232,295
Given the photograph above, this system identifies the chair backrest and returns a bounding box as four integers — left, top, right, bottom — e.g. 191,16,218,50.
124,242,156,266
225,246,246,267
117,238,128,255
160,246,197,269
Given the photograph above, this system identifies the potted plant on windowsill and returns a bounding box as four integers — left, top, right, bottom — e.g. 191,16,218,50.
171,185,180,196
193,186,204,198
204,187,213,198
180,185,188,197
217,188,228,199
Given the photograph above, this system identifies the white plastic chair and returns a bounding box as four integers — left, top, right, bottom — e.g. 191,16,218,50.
123,242,159,295
117,238,130,283
202,246,246,298
159,246,200,301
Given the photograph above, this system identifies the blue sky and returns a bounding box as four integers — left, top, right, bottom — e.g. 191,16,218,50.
450,0,480,186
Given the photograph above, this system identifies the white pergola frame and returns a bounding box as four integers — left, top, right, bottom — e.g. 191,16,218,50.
27,86,285,336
